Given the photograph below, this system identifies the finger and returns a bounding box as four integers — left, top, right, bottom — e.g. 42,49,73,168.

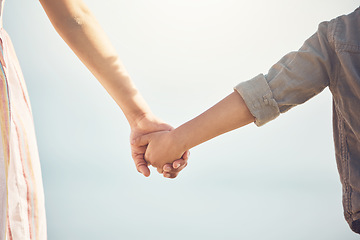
182,150,190,161
138,164,151,177
164,162,187,174
173,158,187,169
131,133,152,147
163,163,173,172
163,171,179,179
163,158,186,172
131,145,147,157
156,167,163,174
133,156,151,177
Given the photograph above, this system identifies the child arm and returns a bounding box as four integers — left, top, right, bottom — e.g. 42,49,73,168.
135,91,255,169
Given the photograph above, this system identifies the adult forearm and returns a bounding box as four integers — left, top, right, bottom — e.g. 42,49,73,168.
39,0,151,126
173,91,255,151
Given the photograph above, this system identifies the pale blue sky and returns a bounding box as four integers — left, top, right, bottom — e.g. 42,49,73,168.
3,0,360,239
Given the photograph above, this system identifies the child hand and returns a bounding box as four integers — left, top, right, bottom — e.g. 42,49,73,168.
130,115,188,177
162,151,189,178
133,130,187,170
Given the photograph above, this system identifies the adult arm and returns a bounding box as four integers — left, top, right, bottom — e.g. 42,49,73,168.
39,0,187,177
39,0,148,124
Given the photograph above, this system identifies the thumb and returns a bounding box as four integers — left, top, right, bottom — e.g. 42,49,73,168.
131,133,152,147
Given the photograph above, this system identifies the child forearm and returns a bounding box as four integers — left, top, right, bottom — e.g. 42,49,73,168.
39,0,151,126
138,91,255,168
172,91,255,152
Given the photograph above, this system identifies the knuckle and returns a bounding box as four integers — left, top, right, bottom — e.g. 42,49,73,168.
135,161,146,169
168,174,178,179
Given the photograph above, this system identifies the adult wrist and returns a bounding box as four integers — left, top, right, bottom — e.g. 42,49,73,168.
128,111,154,128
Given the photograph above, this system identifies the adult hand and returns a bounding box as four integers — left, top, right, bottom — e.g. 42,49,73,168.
130,114,188,178
133,131,183,170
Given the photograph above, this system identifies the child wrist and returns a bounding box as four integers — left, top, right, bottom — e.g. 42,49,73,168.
170,129,188,153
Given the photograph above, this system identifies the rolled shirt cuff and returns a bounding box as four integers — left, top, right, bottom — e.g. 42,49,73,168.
234,74,280,127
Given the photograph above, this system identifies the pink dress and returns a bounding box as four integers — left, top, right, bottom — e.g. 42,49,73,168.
0,1,47,239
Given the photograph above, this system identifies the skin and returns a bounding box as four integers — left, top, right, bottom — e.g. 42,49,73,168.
39,0,187,177
134,91,255,169
129,114,189,178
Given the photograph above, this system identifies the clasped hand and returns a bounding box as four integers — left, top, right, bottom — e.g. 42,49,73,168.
130,115,188,179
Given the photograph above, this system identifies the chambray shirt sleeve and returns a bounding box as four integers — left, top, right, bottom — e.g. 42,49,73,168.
234,21,335,126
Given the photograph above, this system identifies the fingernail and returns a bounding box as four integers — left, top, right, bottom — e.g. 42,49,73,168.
174,163,181,169
164,166,172,171
164,173,171,178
